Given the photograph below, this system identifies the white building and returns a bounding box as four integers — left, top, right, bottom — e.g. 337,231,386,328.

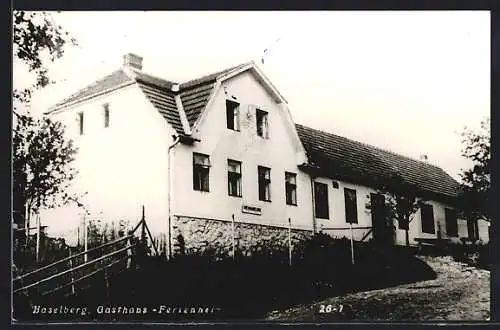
41,53,489,255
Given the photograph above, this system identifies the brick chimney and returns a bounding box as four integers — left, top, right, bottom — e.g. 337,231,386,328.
122,53,143,70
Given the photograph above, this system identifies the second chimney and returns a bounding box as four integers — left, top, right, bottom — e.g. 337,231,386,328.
123,53,143,70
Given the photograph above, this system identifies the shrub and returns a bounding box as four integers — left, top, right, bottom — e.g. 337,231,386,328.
449,239,489,270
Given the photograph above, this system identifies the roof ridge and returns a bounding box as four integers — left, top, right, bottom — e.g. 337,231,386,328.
295,123,443,170
59,69,126,102
47,69,134,112
125,67,178,88
180,61,252,89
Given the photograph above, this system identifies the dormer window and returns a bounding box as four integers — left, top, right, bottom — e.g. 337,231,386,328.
226,100,240,131
103,103,110,128
78,112,84,135
256,109,269,138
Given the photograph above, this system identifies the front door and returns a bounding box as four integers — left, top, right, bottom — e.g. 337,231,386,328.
371,193,394,245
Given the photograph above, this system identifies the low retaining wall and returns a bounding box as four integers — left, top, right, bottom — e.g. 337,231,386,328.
171,216,313,258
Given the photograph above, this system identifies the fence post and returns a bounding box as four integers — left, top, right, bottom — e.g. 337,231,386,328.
288,218,292,266
126,236,132,269
232,214,235,261
35,213,41,264
69,248,76,295
141,205,146,248
103,264,110,299
84,214,88,263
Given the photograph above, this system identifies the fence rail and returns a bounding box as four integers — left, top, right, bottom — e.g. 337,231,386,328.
13,208,156,302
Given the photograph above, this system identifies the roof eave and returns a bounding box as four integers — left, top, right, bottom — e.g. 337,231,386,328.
44,80,136,115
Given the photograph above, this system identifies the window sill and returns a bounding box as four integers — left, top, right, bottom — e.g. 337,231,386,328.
259,199,272,203
227,128,240,132
286,203,298,207
194,189,210,193
229,194,242,198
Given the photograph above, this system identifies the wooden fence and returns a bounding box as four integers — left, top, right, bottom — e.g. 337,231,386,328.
12,209,158,304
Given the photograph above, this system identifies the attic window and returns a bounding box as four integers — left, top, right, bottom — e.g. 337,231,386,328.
103,103,110,128
256,109,269,138
78,112,84,135
226,100,240,131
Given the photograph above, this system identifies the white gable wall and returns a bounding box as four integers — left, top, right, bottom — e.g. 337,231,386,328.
40,85,174,243
172,71,314,230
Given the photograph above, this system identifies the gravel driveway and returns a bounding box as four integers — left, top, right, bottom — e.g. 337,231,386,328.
266,256,490,322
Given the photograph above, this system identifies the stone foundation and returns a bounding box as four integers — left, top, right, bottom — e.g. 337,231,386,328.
171,216,313,258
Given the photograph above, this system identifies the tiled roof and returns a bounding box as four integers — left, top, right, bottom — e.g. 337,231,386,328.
136,81,184,134
48,62,460,202
295,124,461,201
51,70,134,108
180,62,250,90
180,82,216,127
48,62,251,134
179,62,252,126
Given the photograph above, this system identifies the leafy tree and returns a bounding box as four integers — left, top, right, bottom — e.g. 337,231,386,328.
459,117,490,229
12,115,82,229
12,11,81,234
13,10,77,107
368,175,426,247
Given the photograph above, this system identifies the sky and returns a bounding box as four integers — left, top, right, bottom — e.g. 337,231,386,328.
13,10,490,181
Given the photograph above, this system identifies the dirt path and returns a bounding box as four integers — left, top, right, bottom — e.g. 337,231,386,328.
266,256,490,321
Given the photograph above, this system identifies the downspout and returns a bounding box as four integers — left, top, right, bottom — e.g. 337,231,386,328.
168,86,189,259
310,175,317,234
167,135,181,259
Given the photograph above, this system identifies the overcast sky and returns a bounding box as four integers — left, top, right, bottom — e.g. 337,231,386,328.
14,11,490,180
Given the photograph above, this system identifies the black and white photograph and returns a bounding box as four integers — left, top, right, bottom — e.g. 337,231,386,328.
12,10,491,323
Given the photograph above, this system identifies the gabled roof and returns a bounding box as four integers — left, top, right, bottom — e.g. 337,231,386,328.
47,61,460,202
179,62,252,127
296,124,461,202
51,70,134,109
46,62,251,135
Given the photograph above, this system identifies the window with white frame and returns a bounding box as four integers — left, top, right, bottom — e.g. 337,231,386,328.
258,166,271,201
228,159,242,197
193,153,210,192
314,182,329,219
285,172,297,205
344,188,358,224
226,100,240,131
421,204,435,234
256,109,269,138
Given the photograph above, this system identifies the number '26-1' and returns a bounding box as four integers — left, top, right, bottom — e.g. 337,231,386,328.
318,304,343,313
